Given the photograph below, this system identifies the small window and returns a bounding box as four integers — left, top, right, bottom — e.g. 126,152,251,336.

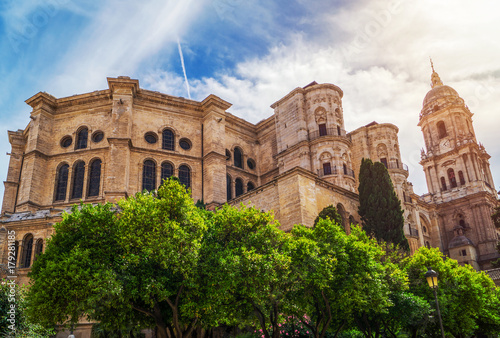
337,125,341,136
142,160,156,192
145,132,158,144
161,162,174,185
319,124,327,136
226,149,231,161
461,249,467,256
179,138,192,150
380,158,388,168
179,165,191,189
343,163,347,175
76,128,88,149
235,178,243,197
425,241,431,248
448,168,457,188
162,129,175,151
459,219,465,228
423,226,427,234
247,159,256,170
55,164,69,201
71,161,85,199
60,136,72,148
323,163,332,175
458,171,466,185
437,121,447,139
441,177,447,191
226,174,232,200
87,159,102,197
234,147,243,169
34,239,43,262
247,182,255,192
22,235,34,268
92,131,104,143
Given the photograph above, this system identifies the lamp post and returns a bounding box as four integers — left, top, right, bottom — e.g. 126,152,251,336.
425,267,445,338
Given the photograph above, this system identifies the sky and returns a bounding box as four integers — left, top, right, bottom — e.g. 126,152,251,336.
1,0,499,204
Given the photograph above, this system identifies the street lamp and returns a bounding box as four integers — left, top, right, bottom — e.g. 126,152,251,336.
425,267,445,338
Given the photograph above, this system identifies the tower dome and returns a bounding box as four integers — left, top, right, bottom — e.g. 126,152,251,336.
420,60,464,119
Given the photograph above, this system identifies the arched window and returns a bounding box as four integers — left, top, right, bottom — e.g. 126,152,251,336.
318,123,327,136
76,127,88,149
425,241,431,248
234,147,243,168
87,159,101,197
34,239,43,262
55,164,69,201
448,168,457,188
348,215,355,225
437,121,447,139
459,219,465,228
235,178,244,197
247,181,255,192
323,162,332,175
458,171,466,185
142,160,156,192
161,162,174,186
441,177,447,191
22,234,33,268
343,163,347,175
71,161,85,199
179,165,191,189
226,174,232,200
162,129,175,151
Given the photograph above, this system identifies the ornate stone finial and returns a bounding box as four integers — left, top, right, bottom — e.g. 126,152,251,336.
430,58,444,88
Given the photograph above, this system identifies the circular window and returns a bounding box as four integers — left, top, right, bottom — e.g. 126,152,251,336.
179,138,192,150
60,136,72,148
92,131,104,143
247,158,256,170
145,132,158,144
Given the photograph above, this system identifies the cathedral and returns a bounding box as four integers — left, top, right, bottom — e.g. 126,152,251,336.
1,66,499,287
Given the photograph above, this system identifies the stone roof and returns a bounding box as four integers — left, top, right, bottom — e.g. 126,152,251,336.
448,235,474,249
486,268,500,282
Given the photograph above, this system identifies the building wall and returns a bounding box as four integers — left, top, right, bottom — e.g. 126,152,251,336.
1,75,499,281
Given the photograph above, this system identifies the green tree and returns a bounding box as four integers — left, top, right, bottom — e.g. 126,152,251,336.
27,178,208,338
288,219,407,338
403,247,500,337
199,204,292,338
358,158,409,251
314,205,342,227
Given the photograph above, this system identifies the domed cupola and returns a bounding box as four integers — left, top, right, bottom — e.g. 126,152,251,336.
420,60,464,120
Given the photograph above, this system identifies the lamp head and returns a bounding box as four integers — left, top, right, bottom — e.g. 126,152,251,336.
424,267,439,289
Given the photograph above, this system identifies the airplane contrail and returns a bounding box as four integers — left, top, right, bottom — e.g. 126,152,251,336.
177,37,191,100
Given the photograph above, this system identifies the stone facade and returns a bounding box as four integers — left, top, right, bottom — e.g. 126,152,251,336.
1,69,499,287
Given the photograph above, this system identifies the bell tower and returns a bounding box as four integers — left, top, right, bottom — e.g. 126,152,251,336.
418,61,495,198
418,61,499,269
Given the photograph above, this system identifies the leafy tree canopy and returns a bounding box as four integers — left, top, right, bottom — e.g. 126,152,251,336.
28,178,208,338
314,205,343,227
402,247,500,337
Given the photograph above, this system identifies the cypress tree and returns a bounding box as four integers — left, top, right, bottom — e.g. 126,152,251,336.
358,158,409,250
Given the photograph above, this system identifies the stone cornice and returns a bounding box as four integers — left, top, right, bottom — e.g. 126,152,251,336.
270,83,343,109
201,94,232,111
